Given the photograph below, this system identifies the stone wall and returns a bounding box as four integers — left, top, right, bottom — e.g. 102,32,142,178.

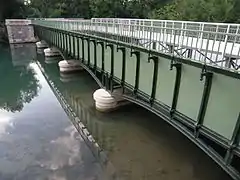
5,19,36,44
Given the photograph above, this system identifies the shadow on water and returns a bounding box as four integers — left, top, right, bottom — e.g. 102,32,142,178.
37,53,233,180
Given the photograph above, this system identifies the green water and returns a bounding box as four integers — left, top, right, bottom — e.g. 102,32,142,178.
38,49,232,179
0,44,106,180
0,43,233,180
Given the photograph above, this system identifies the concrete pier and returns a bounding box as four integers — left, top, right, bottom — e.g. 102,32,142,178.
58,60,83,73
44,47,60,57
93,89,128,112
36,41,48,48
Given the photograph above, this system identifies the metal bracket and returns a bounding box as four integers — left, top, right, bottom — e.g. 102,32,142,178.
130,50,139,57
117,46,125,52
195,66,213,137
80,37,85,62
169,60,182,117
170,57,181,70
116,47,126,93
148,55,159,106
84,37,90,66
200,65,209,81
106,43,114,49
106,43,114,92
83,37,90,41
97,41,104,46
89,39,96,43
76,37,80,60
90,39,97,73
130,50,140,96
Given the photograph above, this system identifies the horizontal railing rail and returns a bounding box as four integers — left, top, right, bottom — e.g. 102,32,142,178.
32,18,240,72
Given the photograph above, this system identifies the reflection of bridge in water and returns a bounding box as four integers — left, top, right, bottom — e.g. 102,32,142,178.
36,62,117,179
38,64,232,180
6,18,240,179
64,91,116,151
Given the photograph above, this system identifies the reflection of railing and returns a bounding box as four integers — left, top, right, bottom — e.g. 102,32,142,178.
32,18,240,71
63,91,115,152
36,61,117,179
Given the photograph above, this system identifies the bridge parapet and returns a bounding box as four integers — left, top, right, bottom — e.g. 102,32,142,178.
32,18,240,72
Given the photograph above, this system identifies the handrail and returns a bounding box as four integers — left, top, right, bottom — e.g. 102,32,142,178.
32,18,240,72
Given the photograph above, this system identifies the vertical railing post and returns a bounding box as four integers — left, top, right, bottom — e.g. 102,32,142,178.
222,25,231,67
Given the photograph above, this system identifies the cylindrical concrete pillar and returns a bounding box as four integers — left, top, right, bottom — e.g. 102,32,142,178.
44,47,60,57
93,88,128,112
36,40,48,48
58,60,83,73
93,89,117,112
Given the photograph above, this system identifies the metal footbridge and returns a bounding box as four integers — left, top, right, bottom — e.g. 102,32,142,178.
31,18,240,180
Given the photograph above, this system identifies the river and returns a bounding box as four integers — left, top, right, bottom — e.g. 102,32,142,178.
0,43,232,180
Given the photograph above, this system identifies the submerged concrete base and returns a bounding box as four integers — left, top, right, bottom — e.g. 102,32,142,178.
93,88,128,112
44,47,60,57
36,41,48,48
58,60,83,73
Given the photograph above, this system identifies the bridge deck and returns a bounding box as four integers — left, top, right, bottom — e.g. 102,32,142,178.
32,18,240,71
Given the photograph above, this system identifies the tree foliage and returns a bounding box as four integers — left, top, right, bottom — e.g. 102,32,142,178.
27,0,168,19
0,0,25,20
152,0,237,23
1,0,240,23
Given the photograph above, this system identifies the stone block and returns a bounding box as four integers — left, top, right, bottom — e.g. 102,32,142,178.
5,19,36,44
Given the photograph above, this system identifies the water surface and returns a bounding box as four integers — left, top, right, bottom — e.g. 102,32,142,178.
0,43,233,180
36,47,232,180
0,44,107,180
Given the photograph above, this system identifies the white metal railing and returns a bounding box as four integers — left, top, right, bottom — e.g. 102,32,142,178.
32,18,240,72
